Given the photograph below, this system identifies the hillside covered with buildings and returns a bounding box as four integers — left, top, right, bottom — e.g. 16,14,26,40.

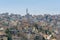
0,9,60,40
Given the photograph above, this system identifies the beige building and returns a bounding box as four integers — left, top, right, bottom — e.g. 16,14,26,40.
12,35,21,40
0,27,7,40
0,35,7,40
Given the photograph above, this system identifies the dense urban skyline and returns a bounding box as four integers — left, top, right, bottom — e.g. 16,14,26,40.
0,0,60,15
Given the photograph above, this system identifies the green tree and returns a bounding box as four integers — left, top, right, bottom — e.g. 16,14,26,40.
44,30,51,35
5,28,12,40
34,24,38,29
34,36,45,40
21,36,28,40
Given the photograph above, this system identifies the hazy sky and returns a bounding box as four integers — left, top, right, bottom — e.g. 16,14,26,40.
0,0,60,15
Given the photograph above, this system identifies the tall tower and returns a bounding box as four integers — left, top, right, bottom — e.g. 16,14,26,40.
26,8,30,18
26,8,29,14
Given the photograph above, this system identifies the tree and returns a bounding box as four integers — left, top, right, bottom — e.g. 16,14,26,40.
5,28,12,40
34,35,45,40
44,30,52,35
34,24,38,30
21,36,28,40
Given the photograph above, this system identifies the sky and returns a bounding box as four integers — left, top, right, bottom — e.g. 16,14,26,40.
0,0,60,15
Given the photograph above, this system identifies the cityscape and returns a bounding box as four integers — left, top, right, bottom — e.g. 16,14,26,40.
0,0,60,40
0,9,60,40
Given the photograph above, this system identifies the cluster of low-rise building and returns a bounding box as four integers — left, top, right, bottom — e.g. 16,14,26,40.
0,11,60,40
